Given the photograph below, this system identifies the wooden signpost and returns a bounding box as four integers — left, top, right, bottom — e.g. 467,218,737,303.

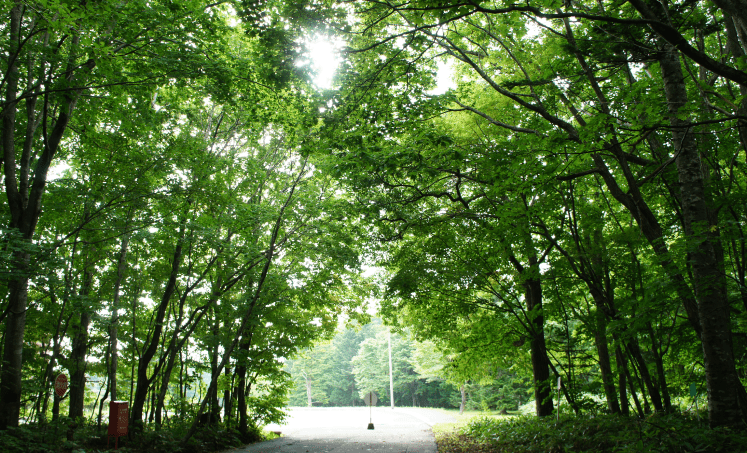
108,401,129,450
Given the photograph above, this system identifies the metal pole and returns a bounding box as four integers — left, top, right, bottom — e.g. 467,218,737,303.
388,330,394,409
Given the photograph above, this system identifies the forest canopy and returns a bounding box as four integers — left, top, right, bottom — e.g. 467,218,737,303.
0,0,746,448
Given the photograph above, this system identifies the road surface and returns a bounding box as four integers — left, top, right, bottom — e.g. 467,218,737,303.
231,407,456,453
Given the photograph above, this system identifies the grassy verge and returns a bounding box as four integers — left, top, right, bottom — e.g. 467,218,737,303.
433,412,747,453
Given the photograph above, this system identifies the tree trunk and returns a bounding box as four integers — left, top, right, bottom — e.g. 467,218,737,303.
0,8,26,428
210,310,220,422
587,224,620,414
525,273,553,417
67,311,91,419
658,40,745,428
0,254,30,429
154,340,178,428
130,226,184,428
626,339,663,412
647,323,672,412
459,383,466,415
52,394,61,421
110,234,130,403
236,331,253,435
0,7,87,425
594,307,619,414
68,258,94,420
304,372,313,407
615,345,630,416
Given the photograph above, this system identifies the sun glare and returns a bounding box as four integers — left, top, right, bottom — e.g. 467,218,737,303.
307,36,343,89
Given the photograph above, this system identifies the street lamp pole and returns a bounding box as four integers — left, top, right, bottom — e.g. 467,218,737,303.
388,330,394,409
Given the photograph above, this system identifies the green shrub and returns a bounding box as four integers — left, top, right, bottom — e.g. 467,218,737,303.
442,412,747,453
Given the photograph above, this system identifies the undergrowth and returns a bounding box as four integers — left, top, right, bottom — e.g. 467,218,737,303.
436,412,747,453
0,416,272,453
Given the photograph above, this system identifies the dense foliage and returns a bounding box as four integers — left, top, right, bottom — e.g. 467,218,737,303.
1,0,747,449
0,0,367,445
319,0,747,431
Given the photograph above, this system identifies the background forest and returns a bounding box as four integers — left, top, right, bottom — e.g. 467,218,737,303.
1,0,747,450
285,320,531,411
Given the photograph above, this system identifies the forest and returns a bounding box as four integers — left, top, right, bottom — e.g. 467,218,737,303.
285,320,533,411
1,0,747,450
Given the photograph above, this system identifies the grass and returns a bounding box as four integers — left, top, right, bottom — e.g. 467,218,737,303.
432,411,747,453
431,409,516,452
431,409,516,439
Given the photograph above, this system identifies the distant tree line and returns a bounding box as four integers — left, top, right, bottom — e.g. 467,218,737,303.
286,321,533,412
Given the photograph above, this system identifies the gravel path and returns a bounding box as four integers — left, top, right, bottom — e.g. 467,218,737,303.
231,407,456,453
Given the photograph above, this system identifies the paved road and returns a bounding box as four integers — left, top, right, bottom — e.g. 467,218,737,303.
231,407,456,453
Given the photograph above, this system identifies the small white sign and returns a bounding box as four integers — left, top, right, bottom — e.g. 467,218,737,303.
363,391,378,407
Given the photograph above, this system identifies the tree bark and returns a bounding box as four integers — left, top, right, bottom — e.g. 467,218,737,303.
110,234,130,403
614,345,630,416
525,272,553,416
68,244,95,420
658,39,745,428
67,310,91,419
236,331,253,435
594,306,619,414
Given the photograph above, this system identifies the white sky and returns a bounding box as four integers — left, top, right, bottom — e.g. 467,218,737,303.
307,36,455,92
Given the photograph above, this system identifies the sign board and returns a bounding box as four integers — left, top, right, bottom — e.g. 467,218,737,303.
690,383,697,397
108,401,129,437
54,373,68,397
363,391,378,407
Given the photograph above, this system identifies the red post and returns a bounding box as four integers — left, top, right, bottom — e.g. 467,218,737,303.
107,401,128,450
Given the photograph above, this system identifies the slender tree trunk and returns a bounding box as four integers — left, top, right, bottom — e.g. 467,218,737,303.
52,393,61,421
459,383,466,415
614,337,642,417
626,339,663,412
68,268,93,420
39,305,68,422
97,368,110,429
236,331,253,435
627,344,651,414
210,310,220,422
110,234,130,403
179,349,185,418
223,383,232,424
586,224,620,414
303,371,313,407
615,345,630,416
131,226,184,428
647,323,672,412
155,333,180,427
181,158,308,446
594,307,619,414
